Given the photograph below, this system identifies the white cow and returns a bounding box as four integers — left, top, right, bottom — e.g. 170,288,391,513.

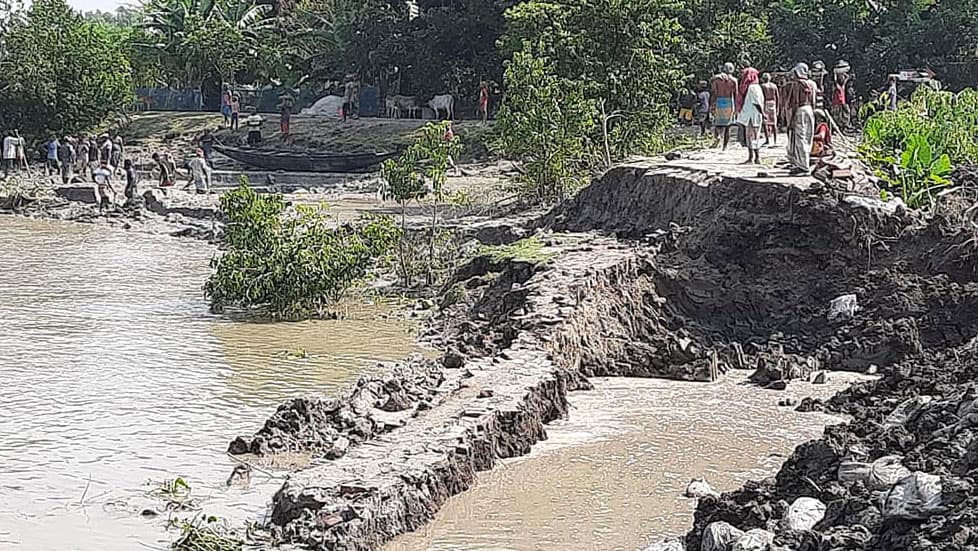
428,94,454,120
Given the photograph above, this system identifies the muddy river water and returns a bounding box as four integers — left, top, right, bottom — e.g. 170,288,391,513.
0,216,858,551
0,217,417,550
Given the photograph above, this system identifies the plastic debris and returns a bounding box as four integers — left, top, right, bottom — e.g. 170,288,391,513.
785,497,827,531
883,472,944,520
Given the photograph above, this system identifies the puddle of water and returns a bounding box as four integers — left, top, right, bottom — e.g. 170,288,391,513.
0,217,417,549
388,372,862,551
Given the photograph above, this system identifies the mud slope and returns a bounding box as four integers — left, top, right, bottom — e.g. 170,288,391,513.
244,161,976,550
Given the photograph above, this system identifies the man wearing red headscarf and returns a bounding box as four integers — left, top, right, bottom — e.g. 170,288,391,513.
736,67,765,164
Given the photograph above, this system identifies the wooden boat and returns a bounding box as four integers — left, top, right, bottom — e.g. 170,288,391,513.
213,144,396,173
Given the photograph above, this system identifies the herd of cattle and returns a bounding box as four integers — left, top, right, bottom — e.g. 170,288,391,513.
385,93,455,120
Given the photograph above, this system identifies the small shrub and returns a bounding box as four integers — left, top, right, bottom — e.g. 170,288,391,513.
494,51,596,205
205,179,400,319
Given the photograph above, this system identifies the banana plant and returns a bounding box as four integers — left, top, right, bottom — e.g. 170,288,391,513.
894,133,953,208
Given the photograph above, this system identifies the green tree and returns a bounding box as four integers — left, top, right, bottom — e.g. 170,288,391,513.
205,180,401,318
380,121,462,286
768,0,978,93
0,0,133,138
495,51,596,204
139,0,273,89
501,0,684,158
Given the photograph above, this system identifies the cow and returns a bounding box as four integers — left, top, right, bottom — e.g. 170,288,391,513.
428,94,454,120
387,95,421,119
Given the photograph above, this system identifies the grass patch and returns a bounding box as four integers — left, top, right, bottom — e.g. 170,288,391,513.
479,236,554,265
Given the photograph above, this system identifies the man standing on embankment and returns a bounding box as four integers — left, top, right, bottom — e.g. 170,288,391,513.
781,63,818,175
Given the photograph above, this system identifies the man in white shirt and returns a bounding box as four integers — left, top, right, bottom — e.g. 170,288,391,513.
186,148,212,194
93,160,116,213
2,132,17,175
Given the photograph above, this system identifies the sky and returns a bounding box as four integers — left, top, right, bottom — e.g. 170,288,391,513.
69,0,132,14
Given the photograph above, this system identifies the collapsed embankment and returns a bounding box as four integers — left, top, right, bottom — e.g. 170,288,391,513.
232,160,977,550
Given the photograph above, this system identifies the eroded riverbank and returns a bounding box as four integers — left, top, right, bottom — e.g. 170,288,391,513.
240,152,977,550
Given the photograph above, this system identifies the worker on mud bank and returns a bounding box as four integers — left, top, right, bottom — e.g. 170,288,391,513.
479,81,490,125
678,88,697,126
152,152,174,188
98,135,113,165
245,108,264,145
230,94,241,131
186,148,212,194
2,132,17,176
93,159,116,213
887,76,899,111
44,136,60,176
87,135,99,179
782,62,818,175
695,82,710,136
761,73,780,145
710,62,738,150
123,158,138,205
831,61,852,130
199,129,216,167
58,137,75,184
279,94,293,138
735,67,764,164
343,75,356,123
112,135,124,175
76,136,91,180
221,86,232,127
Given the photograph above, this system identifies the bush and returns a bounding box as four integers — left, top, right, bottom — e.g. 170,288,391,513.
495,51,596,204
380,121,463,287
861,88,978,208
205,180,400,318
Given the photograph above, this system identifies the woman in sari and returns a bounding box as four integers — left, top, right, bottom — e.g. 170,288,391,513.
736,67,765,164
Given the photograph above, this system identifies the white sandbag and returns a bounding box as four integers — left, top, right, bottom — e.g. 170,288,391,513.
732,528,774,551
300,95,344,117
838,455,911,491
883,396,933,428
701,521,744,551
685,478,721,499
883,472,944,520
643,538,685,551
785,497,826,531
827,294,859,321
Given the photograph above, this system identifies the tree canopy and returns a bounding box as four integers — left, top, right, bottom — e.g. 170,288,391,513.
0,0,133,138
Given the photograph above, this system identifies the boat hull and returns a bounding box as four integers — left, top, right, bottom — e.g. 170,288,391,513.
214,144,395,173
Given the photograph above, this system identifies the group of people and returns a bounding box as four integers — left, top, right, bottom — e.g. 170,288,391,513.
682,61,849,174
50,134,136,212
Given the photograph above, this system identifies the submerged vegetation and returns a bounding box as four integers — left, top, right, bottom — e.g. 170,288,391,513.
170,514,244,551
204,179,400,318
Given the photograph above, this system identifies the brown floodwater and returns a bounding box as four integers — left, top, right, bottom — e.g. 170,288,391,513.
0,217,417,550
387,373,862,551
